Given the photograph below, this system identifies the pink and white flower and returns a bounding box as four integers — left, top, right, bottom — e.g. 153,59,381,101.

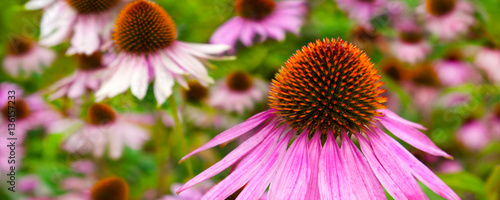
60,103,152,159
95,0,231,105
434,58,479,86
391,22,431,64
209,71,267,114
456,119,490,151
2,36,55,77
210,0,307,52
474,47,500,83
335,0,386,26
25,0,126,55
419,0,475,40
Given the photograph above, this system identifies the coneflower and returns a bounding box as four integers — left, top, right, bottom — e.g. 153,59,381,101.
90,177,129,200
95,0,231,105
419,0,475,40
178,38,458,200
2,35,55,77
391,21,431,64
210,0,307,52
335,0,386,26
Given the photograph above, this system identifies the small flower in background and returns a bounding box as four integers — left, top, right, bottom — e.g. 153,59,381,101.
178,39,458,200
434,49,480,86
95,0,231,105
61,103,152,159
437,92,471,108
210,0,307,52
406,63,441,113
437,160,463,174
335,0,386,26
474,46,500,84
2,35,56,77
456,118,490,151
391,21,431,64
420,0,475,40
48,52,109,100
90,177,129,200
209,71,267,114
25,0,126,55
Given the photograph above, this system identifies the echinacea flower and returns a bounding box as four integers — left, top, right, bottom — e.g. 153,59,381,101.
48,52,109,100
392,22,431,64
420,0,475,40
90,177,128,200
61,103,152,159
209,71,267,114
437,160,463,174
177,38,458,200
407,63,441,113
474,47,500,83
434,51,479,86
25,0,126,55
210,0,307,52
456,119,490,151
2,36,55,77
335,0,385,26
95,0,230,105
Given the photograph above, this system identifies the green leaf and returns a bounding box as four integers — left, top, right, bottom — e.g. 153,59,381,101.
439,172,485,195
485,166,500,200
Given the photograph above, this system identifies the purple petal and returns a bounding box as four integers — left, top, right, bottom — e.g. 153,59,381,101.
305,131,321,199
269,132,310,200
377,109,426,130
180,109,273,161
177,119,278,194
373,129,460,200
318,131,342,200
340,132,386,200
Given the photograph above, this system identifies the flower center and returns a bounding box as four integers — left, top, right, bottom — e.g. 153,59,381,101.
398,30,423,44
494,105,500,119
2,99,30,120
234,0,276,20
87,103,116,126
6,36,33,56
90,177,128,200
358,0,375,3
352,27,378,44
381,59,406,82
444,49,463,61
183,81,208,102
411,63,440,87
426,0,455,17
66,0,120,14
269,38,387,133
76,52,105,71
112,0,177,54
226,71,254,92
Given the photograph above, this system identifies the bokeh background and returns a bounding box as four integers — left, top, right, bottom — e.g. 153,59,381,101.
1,0,500,199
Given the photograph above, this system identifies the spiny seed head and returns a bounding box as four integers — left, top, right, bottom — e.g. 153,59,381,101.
380,58,407,82
269,38,387,133
76,52,104,71
411,63,440,87
226,71,254,92
235,0,275,20
90,177,128,200
6,36,33,56
87,103,116,126
2,99,30,120
183,81,208,102
398,30,424,44
66,0,120,14
426,0,455,17
112,0,176,54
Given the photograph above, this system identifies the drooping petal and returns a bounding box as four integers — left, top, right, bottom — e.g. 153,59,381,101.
180,110,274,161
377,109,426,130
268,132,310,200
318,131,343,200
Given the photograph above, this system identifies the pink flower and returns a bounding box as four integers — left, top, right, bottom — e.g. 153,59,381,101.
177,39,457,200
335,0,386,26
419,0,475,40
209,71,267,114
25,0,126,55
474,47,500,83
60,103,152,159
48,52,110,100
391,22,431,64
2,36,55,77
434,59,478,86
456,119,490,151
437,160,463,174
161,181,214,200
210,0,307,52
95,0,231,105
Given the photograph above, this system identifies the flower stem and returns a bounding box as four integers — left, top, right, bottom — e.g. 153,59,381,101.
168,95,194,177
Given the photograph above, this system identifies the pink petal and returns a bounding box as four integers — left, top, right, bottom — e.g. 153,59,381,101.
378,109,426,130
305,131,321,199
268,132,310,200
318,131,343,200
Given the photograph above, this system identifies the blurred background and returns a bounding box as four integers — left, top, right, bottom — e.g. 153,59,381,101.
0,0,499,199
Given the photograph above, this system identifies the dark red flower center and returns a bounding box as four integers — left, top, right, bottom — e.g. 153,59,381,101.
426,0,456,17
352,27,379,44
87,103,116,126
269,38,387,133
6,36,33,56
399,30,424,44
358,0,375,3
226,71,254,92
112,0,177,54
381,58,406,82
411,63,440,87
2,99,30,120
66,0,120,14
77,52,105,71
234,0,276,20
90,177,128,200
183,81,209,102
